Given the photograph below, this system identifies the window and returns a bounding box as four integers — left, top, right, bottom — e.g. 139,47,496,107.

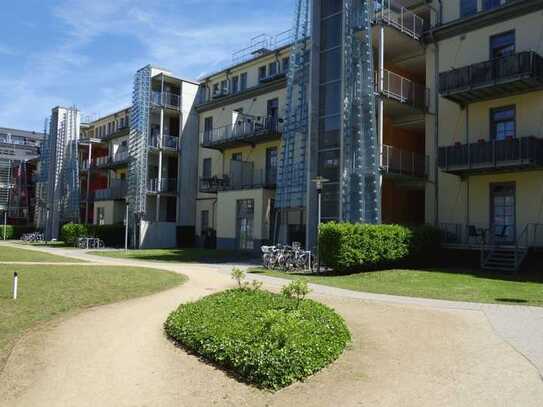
319,115,341,149
460,0,477,17
97,207,105,225
490,106,515,141
268,62,278,77
212,83,219,96
232,152,242,161
321,13,342,50
231,76,239,94
201,210,209,232
203,158,212,179
282,57,289,73
321,0,342,18
204,117,213,139
220,79,228,93
318,150,340,182
319,81,341,116
258,66,267,81
240,72,248,91
320,47,341,83
483,0,501,11
490,31,515,59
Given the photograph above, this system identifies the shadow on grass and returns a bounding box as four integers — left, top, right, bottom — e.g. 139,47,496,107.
118,250,259,265
495,298,529,304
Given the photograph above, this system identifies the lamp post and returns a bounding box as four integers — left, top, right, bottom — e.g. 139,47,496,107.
311,176,329,272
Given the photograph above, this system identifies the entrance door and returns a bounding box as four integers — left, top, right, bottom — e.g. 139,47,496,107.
490,183,516,244
236,199,254,250
265,147,277,186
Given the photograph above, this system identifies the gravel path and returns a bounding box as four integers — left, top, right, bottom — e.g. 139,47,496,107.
1,242,542,406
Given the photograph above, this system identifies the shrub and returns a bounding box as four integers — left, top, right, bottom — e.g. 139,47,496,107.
231,267,246,288
319,223,441,273
0,225,15,239
0,225,36,240
164,289,351,390
281,280,311,306
61,223,89,245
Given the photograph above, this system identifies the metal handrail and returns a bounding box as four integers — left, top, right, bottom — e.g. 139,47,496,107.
151,91,181,109
381,144,427,178
376,69,428,110
202,117,282,146
373,0,425,39
147,178,177,193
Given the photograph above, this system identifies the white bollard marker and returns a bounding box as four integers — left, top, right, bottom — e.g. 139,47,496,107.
13,272,18,300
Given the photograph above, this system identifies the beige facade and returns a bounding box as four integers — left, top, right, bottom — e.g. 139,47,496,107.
196,47,289,250
426,0,543,253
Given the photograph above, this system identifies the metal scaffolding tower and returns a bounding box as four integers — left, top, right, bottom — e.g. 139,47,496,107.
127,65,152,246
342,0,381,223
37,107,81,239
275,0,311,210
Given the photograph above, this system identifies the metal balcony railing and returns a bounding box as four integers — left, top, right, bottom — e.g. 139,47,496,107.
151,91,182,110
439,51,543,99
372,0,425,40
200,165,277,193
95,180,128,201
376,70,428,111
438,136,543,174
381,145,427,178
149,135,160,149
112,150,129,163
147,178,177,194
163,135,179,150
201,117,282,149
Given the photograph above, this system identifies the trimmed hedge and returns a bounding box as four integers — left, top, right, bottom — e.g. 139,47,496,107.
0,225,36,240
165,288,351,390
319,223,441,273
60,223,125,247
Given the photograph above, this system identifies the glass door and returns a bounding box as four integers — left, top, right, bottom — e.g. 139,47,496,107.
266,147,277,186
490,183,516,244
236,199,254,250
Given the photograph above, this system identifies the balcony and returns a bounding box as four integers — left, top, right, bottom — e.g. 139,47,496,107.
201,117,282,151
377,69,428,113
439,51,543,105
98,125,129,141
95,180,127,201
151,91,182,111
147,178,177,194
381,144,427,179
372,0,425,40
438,136,543,176
148,134,179,151
94,150,130,169
200,162,277,193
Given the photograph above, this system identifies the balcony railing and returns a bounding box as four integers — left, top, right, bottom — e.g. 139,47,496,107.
149,134,179,151
201,117,282,150
372,0,425,40
95,180,128,201
147,178,177,194
381,145,427,178
200,162,277,193
438,136,543,175
151,91,181,110
376,70,428,111
439,51,543,105
440,223,543,249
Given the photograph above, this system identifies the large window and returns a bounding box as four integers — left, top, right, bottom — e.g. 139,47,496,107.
258,66,267,81
321,14,342,49
490,31,515,59
490,106,515,141
320,47,341,83
483,0,502,11
321,0,342,18
231,76,239,94
460,0,477,17
240,72,248,91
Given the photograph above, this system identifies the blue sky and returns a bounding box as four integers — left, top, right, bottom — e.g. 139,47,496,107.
0,0,293,131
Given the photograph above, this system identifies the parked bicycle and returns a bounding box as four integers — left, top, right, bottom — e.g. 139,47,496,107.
261,242,314,271
77,237,105,249
20,232,45,244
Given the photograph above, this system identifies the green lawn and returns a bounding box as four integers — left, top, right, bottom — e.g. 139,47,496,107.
251,268,543,307
0,265,186,368
93,248,256,263
0,245,84,262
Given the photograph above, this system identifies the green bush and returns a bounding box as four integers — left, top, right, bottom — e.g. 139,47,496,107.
165,289,350,390
1,225,41,240
60,223,89,245
0,225,15,239
319,223,441,273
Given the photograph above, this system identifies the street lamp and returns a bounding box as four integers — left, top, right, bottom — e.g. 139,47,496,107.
311,176,329,272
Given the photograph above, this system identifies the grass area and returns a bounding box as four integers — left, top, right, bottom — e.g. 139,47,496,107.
251,268,543,307
0,265,186,368
93,248,256,263
165,288,350,390
0,245,84,262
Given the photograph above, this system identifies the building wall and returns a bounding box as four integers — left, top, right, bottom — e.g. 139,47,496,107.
93,200,125,225
425,5,543,239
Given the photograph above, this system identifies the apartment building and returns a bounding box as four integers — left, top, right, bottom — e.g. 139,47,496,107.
195,34,291,250
79,108,130,225
0,127,43,225
427,0,543,270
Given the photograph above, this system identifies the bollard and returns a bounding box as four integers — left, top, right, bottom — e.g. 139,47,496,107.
13,272,18,300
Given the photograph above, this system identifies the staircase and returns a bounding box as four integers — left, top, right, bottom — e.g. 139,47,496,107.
481,246,528,273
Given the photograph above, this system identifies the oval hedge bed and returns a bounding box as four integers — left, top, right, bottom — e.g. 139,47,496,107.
164,289,351,390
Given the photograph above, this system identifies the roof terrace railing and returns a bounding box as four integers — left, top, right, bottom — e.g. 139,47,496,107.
372,0,425,40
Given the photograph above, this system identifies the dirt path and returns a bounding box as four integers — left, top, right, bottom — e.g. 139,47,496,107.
1,243,542,406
